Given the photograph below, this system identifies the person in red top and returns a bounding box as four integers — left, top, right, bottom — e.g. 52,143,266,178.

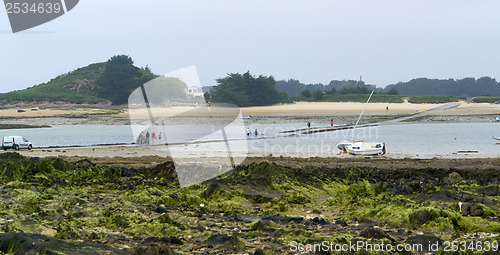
151,131,156,144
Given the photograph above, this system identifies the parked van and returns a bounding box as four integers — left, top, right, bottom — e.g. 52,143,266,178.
2,136,32,151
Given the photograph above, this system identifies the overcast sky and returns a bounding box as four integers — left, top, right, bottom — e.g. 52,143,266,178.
1,0,500,93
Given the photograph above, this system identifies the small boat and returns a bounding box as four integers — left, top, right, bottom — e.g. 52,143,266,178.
495,117,500,122
345,141,386,155
493,136,500,143
335,91,386,156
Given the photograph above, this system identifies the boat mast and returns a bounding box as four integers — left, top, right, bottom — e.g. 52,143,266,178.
351,90,374,140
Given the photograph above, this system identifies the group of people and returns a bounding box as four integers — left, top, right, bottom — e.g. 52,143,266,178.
306,119,334,129
137,131,163,145
246,128,259,137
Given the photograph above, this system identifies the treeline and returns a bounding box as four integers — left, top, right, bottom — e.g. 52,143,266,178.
3,53,499,106
386,77,500,97
206,73,483,107
275,79,385,98
207,72,288,107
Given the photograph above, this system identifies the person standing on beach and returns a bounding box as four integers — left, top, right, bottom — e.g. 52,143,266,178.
151,131,156,144
246,128,251,137
137,132,143,144
146,131,150,145
254,129,259,136
330,119,334,127
158,132,163,144
307,121,311,129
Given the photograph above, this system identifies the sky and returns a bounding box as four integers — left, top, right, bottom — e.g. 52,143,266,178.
1,0,500,93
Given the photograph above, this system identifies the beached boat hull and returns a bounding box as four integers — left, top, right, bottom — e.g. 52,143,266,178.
345,142,386,155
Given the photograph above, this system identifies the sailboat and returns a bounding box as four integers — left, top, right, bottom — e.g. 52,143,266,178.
336,91,386,156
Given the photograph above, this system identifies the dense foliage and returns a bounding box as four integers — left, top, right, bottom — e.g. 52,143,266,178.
0,55,156,105
210,72,287,107
98,55,157,105
275,79,380,98
293,93,405,103
386,77,500,97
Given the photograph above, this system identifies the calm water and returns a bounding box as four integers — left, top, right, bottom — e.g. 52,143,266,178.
241,122,500,157
0,125,134,148
1,123,499,156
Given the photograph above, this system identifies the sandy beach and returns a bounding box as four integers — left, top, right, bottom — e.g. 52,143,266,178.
3,102,500,118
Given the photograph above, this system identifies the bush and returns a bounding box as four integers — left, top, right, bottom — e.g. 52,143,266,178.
472,96,500,103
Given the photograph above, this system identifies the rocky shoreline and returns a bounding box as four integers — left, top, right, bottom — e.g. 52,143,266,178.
0,154,498,254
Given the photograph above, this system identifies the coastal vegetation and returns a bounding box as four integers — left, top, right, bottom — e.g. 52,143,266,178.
0,153,498,254
387,77,500,97
210,72,288,107
1,55,500,106
0,55,156,105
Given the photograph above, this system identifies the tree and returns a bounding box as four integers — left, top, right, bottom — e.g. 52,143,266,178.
211,72,281,107
301,90,312,98
142,76,187,102
387,87,399,95
203,92,211,103
313,90,324,100
97,55,142,105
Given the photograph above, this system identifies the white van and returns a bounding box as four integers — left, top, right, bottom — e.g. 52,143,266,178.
2,136,32,151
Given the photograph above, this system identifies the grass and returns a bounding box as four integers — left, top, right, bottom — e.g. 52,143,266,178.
292,93,405,103
407,95,461,103
0,63,106,104
471,96,500,103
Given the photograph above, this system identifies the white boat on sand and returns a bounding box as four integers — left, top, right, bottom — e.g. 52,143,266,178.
335,91,386,156
337,140,386,155
345,141,386,155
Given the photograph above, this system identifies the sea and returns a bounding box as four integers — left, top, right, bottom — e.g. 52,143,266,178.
0,122,499,157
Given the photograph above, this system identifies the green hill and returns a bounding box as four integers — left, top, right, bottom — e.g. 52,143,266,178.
0,55,156,105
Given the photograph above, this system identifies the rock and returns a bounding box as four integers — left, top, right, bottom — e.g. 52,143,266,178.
462,202,473,214
113,244,175,255
251,220,275,232
205,234,243,252
358,217,380,227
409,209,435,226
153,206,168,214
476,185,500,196
203,181,220,198
0,233,116,255
405,235,442,253
261,214,303,225
359,227,393,241
253,248,267,255
310,217,328,225
444,172,463,185
460,202,481,216
335,219,348,227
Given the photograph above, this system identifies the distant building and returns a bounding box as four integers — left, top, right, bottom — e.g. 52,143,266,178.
187,86,204,98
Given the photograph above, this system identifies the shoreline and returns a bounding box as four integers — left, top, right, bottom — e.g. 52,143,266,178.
2,101,500,118
6,144,500,161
